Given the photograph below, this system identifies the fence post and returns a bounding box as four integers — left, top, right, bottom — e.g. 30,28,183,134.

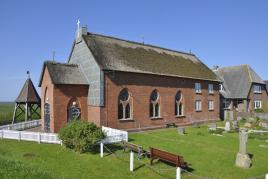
18,131,21,141
38,132,41,144
0,130,3,139
100,142,104,158
176,167,181,179
266,174,268,179
130,151,134,172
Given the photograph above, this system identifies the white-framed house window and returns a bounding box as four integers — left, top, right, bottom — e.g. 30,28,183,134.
208,84,214,94
195,100,202,111
195,83,202,93
254,100,262,109
208,100,214,111
254,85,262,94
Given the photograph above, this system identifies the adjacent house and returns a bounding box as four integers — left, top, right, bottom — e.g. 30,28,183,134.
39,27,220,133
213,65,268,119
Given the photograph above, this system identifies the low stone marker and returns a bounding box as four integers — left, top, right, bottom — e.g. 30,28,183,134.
178,127,185,135
208,123,217,131
259,122,268,129
235,129,252,168
225,121,231,132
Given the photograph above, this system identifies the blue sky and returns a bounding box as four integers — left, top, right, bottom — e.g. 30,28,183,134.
0,0,268,101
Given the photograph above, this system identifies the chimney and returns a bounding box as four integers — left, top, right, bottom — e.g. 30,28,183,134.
212,65,219,71
75,20,87,42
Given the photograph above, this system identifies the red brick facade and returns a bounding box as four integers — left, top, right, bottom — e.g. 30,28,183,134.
41,67,88,133
97,71,220,131
41,68,220,133
248,84,268,112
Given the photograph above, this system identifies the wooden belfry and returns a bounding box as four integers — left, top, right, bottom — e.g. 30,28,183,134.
12,71,41,124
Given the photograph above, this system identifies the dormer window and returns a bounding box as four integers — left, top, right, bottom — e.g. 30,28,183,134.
195,83,202,93
208,84,214,94
254,85,262,94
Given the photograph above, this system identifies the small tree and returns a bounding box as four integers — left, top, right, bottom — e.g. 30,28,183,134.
58,121,105,153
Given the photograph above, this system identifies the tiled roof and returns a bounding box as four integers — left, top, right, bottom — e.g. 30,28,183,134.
39,61,88,86
214,65,265,99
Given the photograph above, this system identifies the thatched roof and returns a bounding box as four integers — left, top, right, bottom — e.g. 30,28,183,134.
81,33,219,81
39,61,88,86
214,65,265,99
16,78,41,103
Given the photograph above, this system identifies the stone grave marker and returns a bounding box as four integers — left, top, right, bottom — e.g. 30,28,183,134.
225,121,231,132
208,123,217,131
235,129,252,168
178,127,185,135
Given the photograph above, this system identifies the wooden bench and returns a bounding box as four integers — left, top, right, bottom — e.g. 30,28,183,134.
150,147,187,168
166,123,177,128
122,141,146,159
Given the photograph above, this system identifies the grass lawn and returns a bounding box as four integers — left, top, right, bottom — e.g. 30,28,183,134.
0,102,40,125
0,124,268,178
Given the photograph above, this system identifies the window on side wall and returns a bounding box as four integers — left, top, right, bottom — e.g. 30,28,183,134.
150,90,160,118
175,91,183,117
195,83,202,93
118,88,132,120
254,100,262,109
254,85,262,94
195,100,202,112
208,84,214,94
208,100,214,111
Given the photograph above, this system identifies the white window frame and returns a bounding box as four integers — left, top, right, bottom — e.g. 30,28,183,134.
254,100,262,109
195,83,202,93
208,84,214,94
208,100,214,111
254,85,262,94
195,100,202,111
220,84,224,92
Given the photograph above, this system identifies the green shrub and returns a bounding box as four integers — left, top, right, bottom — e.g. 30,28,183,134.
58,121,105,153
255,108,264,113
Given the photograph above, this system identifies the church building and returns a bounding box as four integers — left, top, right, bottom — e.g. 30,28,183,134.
39,26,220,133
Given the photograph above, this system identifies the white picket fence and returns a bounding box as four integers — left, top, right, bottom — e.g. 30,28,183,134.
0,120,41,131
101,126,128,144
0,126,127,145
0,130,61,144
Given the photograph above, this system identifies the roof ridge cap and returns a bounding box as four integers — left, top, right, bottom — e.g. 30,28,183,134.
45,61,78,67
246,65,253,83
87,32,196,57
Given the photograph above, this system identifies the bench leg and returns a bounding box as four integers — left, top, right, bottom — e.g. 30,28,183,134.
150,158,154,165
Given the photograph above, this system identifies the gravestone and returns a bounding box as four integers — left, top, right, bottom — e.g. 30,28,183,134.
225,121,231,132
208,123,217,131
232,121,239,131
235,129,252,168
178,127,185,135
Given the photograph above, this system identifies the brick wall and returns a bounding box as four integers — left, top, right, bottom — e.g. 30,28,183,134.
41,67,88,133
248,84,268,112
100,71,220,131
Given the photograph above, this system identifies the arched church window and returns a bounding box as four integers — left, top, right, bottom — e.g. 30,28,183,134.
118,89,132,120
150,90,160,118
68,100,81,122
175,91,183,116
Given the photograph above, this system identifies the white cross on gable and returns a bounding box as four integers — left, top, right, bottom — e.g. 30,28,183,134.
77,19,80,30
